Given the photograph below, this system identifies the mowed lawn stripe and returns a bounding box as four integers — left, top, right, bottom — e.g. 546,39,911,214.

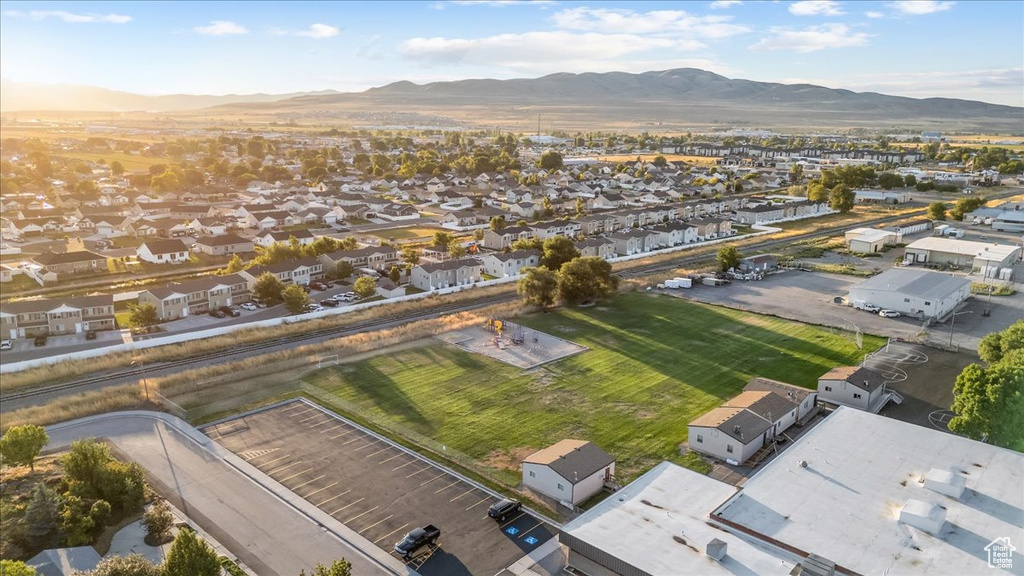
303,293,882,480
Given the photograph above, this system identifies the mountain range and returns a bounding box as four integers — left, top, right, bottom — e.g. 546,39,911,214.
3,69,1020,131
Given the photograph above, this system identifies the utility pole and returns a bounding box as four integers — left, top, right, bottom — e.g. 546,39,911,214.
537,114,541,137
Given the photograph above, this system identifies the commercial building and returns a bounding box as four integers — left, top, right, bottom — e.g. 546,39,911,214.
844,227,898,253
904,237,1020,272
522,440,615,507
847,268,971,319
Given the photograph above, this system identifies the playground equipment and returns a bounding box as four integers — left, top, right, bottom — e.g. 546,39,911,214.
484,318,526,345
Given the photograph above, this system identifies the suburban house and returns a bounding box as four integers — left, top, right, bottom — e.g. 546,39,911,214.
743,377,817,421
483,226,533,250
375,278,406,299
735,203,787,224
239,258,324,288
138,274,251,319
651,221,698,247
817,366,897,413
575,237,616,259
319,246,399,272
479,249,541,278
522,440,615,507
254,229,315,247
609,230,657,256
687,389,800,465
410,258,482,291
136,239,189,264
0,294,116,339
189,217,229,236
30,250,108,275
377,203,420,221
192,234,254,256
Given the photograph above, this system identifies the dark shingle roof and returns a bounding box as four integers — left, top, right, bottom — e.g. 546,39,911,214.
523,440,614,484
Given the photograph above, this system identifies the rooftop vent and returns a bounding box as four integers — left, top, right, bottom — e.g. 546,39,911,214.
789,554,837,576
924,468,966,499
899,499,946,534
799,460,809,468
706,538,727,561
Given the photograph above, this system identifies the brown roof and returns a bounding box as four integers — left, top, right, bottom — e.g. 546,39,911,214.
523,440,614,484
743,377,815,403
820,366,887,392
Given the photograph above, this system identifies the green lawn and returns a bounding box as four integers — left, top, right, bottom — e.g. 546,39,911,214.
366,227,437,240
303,293,883,482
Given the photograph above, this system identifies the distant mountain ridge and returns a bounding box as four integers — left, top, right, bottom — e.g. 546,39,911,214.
0,79,339,112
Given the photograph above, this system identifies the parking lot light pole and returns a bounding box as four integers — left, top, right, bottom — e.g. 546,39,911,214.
948,310,973,348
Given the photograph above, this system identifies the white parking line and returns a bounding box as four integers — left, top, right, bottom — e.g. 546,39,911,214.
266,460,302,475
392,460,417,471
289,408,317,418
316,489,351,507
291,474,325,491
378,452,403,464
303,481,339,499
281,403,304,412
465,496,491,511
258,454,290,469
330,497,365,515
373,523,409,545
278,467,315,483
319,424,344,434
499,512,525,529
434,480,460,494
405,466,430,479
450,488,475,502
299,414,323,423
419,473,445,487
330,429,359,440
358,513,393,534
365,446,391,458
517,521,545,540
354,440,381,452
342,435,367,446
345,506,379,524
309,419,334,428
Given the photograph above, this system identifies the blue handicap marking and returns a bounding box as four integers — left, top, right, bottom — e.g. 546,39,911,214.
505,526,520,535
524,536,539,545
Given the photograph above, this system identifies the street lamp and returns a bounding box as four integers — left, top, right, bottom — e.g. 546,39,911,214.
131,357,151,402
948,310,973,348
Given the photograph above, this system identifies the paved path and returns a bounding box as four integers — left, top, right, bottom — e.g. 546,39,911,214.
45,411,411,576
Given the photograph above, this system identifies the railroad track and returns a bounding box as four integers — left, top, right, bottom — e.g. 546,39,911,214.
0,208,924,406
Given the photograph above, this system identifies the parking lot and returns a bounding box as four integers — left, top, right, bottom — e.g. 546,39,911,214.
203,400,554,576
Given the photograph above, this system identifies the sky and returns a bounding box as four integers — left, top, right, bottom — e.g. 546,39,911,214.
1,0,1022,106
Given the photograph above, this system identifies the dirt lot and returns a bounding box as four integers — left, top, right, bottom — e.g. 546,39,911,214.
435,324,588,369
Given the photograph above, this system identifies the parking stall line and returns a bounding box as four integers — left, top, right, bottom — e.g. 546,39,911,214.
266,460,303,475
257,454,290,469
405,466,431,479
281,403,304,412
330,429,360,440
319,424,344,434
433,480,460,494
298,413,323,424
419,473,445,487
449,488,475,502
392,460,417,471
377,452,403,464
316,489,351,507
288,408,317,418
356,512,393,533
291,474,325,491
278,467,315,484
308,419,334,428
365,446,391,459
342,435,367,446
517,521,545,540
373,523,410,545
302,481,339,499
354,440,381,452
465,496,491,511
344,506,379,524
499,512,526,529
330,498,365,516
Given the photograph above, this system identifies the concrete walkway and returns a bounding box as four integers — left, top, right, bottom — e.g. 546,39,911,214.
45,411,411,576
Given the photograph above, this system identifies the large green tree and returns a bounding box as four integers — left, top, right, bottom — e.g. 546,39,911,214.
949,321,1024,448
557,257,619,305
538,151,563,171
0,560,36,576
807,182,828,203
717,245,741,272
927,202,947,221
354,276,377,299
517,267,558,309
253,272,286,305
540,236,580,271
299,559,353,576
949,196,986,221
877,173,904,189
163,529,222,576
85,554,161,576
128,303,159,328
0,424,49,471
23,483,60,543
828,184,856,213
282,284,310,314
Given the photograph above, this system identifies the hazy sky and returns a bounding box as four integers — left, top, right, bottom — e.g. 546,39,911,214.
1,1,1021,106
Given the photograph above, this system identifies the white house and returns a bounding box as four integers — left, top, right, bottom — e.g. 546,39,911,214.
817,365,895,413
522,440,615,507
479,249,541,278
136,239,189,264
410,258,482,291
688,390,799,465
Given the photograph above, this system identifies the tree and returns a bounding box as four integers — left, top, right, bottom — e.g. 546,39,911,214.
903,174,917,187
448,241,467,258
432,230,454,248
490,216,506,231
223,253,245,274
142,500,174,543
806,182,828,203
977,320,1024,364
473,229,485,242
335,261,355,280
575,197,585,216
538,151,563,171
150,171,179,192
0,560,36,576
716,245,741,271
877,172,904,189
282,284,310,314
253,272,286,305
109,160,125,176
557,257,619,305
23,483,60,543
540,236,581,271
828,184,856,213
164,528,222,576
517,267,558,309
127,303,159,328
652,155,668,168
389,266,401,283
62,439,111,491
0,425,49,471
299,559,353,576
354,277,376,299
927,202,948,221
949,196,986,221
948,321,1024,448
85,554,161,576
789,163,804,184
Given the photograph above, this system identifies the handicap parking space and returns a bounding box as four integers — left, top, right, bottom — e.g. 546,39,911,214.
203,399,555,576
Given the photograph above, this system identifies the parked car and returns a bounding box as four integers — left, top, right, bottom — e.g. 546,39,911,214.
879,309,901,318
240,302,257,311
209,309,226,319
310,282,328,291
488,498,522,522
85,330,97,340
307,304,324,313
33,335,47,347
219,306,240,317
321,299,339,307
394,525,440,559
0,339,12,350
861,304,881,313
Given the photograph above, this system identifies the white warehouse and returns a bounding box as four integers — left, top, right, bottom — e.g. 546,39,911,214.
847,268,971,319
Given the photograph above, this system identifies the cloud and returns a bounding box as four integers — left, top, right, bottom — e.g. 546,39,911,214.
887,1,954,15
6,10,132,23
401,31,708,71
296,23,341,38
709,1,743,8
193,21,248,36
789,1,844,16
551,7,750,38
750,23,870,52
865,11,885,18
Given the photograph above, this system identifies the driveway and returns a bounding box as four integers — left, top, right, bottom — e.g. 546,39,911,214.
45,411,410,576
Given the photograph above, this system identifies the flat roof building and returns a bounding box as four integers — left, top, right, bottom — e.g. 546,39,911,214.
904,236,1020,272
847,268,971,319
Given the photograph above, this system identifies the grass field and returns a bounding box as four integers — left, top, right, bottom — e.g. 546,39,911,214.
597,153,720,166
303,292,883,481
49,149,168,173
366,226,439,240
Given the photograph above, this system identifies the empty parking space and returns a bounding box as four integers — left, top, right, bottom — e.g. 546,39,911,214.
202,400,554,576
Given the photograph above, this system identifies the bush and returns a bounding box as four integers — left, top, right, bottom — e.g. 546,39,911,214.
142,500,174,544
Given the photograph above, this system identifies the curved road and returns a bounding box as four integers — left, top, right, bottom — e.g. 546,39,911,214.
45,410,410,576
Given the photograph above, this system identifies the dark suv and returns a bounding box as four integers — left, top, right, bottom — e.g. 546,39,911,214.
488,498,522,522
219,306,240,317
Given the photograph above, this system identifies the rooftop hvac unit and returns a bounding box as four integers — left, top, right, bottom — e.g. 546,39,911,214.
899,499,946,534
924,468,966,499
706,538,727,561
789,554,837,576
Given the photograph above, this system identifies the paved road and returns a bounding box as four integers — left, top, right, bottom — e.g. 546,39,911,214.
45,411,410,576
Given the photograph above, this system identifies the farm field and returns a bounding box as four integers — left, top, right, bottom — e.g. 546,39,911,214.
303,292,884,482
